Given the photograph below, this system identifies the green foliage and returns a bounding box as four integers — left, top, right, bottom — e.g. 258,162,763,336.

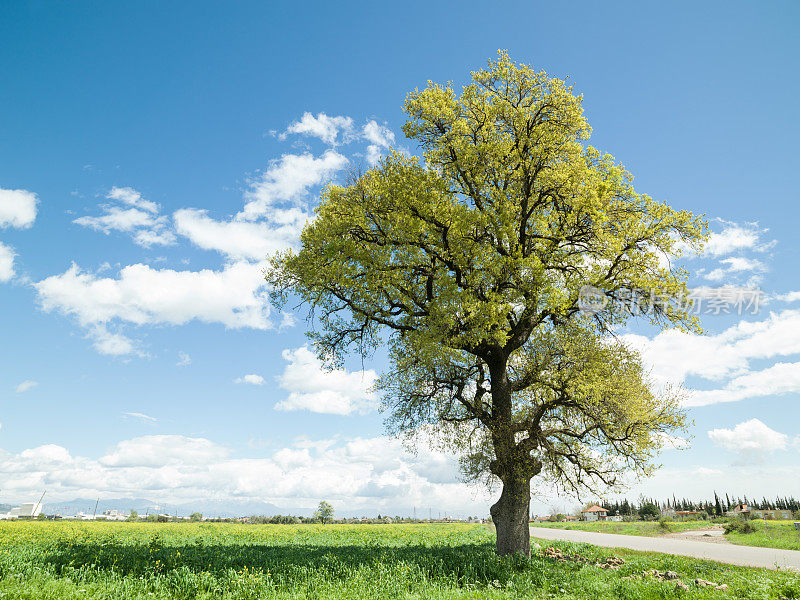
0,521,796,599
725,519,757,535
657,517,672,532
267,52,704,502
189,513,203,522
639,503,660,521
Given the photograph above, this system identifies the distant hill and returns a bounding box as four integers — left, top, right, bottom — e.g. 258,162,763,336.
39,498,439,519
43,497,287,518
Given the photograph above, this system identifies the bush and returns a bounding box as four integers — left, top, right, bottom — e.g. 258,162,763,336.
725,519,756,534
658,517,672,532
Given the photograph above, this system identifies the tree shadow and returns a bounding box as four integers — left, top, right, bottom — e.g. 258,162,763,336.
40,540,536,583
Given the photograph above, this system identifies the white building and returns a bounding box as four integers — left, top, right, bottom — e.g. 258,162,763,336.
581,505,609,521
0,502,43,519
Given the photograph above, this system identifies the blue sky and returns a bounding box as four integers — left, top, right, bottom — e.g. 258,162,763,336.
1,0,798,516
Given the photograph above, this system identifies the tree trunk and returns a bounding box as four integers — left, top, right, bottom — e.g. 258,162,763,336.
490,475,532,557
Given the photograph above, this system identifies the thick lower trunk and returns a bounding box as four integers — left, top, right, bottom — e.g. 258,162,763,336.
490,476,531,557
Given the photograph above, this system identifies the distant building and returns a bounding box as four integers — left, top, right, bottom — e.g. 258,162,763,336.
728,503,749,516
750,509,793,520
100,510,128,521
0,502,43,519
581,505,609,521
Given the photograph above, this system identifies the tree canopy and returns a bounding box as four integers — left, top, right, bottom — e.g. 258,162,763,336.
267,52,706,555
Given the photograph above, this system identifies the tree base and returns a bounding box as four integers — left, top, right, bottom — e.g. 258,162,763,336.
490,478,531,557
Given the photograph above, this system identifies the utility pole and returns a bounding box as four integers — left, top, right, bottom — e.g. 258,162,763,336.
93,498,99,519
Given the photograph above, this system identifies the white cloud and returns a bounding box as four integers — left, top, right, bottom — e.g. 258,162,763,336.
720,257,766,272
99,435,230,468
691,466,723,476
280,112,355,145
123,412,157,423
0,242,15,282
74,187,175,247
776,291,800,303
687,361,800,407
35,261,272,332
106,186,160,213
238,150,348,222
0,188,38,229
623,308,800,407
87,324,139,356
275,346,378,415
175,149,348,261
75,207,157,233
15,380,38,393
703,221,774,257
177,351,192,367
363,120,395,166
0,433,477,514
174,208,302,261
708,419,789,462
235,374,265,385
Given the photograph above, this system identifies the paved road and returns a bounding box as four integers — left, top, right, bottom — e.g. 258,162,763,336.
530,527,800,571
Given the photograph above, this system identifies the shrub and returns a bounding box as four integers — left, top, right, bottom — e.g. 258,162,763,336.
725,519,756,534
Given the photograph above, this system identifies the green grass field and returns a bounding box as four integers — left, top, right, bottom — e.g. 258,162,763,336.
531,519,800,550
0,522,798,599
725,521,800,551
530,520,713,537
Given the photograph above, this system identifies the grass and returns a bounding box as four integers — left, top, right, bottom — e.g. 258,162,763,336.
530,520,715,536
726,520,800,551
531,519,800,550
0,521,798,599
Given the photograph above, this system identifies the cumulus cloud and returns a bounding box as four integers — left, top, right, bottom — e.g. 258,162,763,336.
623,308,800,406
363,120,395,166
106,186,160,213
100,435,229,468
35,114,395,357
15,380,38,393
237,150,348,222
687,362,800,407
87,324,139,356
0,188,38,229
703,221,774,257
74,187,175,247
708,419,789,463
776,291,800,303
174,208,303,261
0,188,37,282
0,434,473,513
703,256,767,283
0,242,15,282
175,149,348,262
235,374,265,385
176,351,192,367
275,346,378,415
280,112,355,145
35,261,272,331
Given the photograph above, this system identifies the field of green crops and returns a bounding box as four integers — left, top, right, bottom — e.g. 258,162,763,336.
0,521,798,599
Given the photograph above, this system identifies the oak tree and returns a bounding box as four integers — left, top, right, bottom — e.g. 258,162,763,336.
267,52,706,556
